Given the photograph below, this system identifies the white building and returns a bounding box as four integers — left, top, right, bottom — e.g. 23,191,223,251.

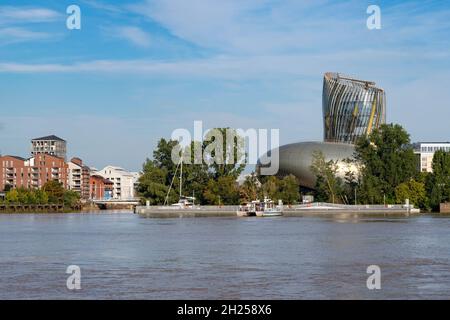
68,157,90,199
94,166,136,200
414,142,450,173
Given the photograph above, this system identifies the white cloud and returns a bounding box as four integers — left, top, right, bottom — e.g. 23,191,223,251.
0,27,52,44
82,0,123,14
114,26,151,48
0,6,61,24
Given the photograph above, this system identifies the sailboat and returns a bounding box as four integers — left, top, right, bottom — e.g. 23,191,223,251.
162,155,199,210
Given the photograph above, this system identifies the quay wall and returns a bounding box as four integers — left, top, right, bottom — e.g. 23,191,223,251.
136,204,419,218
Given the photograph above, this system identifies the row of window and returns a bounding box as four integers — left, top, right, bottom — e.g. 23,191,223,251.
420,146,450,153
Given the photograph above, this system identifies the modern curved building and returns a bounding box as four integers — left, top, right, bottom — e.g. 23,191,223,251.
276,141,357,189
258,73,386,189
323,72,386,144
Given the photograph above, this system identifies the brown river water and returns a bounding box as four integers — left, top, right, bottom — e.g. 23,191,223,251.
0,212,449,299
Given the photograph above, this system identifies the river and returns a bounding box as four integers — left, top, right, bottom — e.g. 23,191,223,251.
1,212,449,299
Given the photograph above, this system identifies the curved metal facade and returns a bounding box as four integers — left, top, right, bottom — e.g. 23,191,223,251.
275,142,356,189
323,72,386,144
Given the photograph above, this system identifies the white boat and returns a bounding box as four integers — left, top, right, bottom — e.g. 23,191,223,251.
169,196,199,209
237,197,283,217
161,156,200,210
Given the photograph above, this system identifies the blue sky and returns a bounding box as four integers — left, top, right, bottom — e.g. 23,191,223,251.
1,0,449,171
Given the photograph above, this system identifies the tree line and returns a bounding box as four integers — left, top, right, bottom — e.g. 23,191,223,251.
137,128,300,206
0,181,80,208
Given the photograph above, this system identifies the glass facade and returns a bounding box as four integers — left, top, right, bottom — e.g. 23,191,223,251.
322,72,386,144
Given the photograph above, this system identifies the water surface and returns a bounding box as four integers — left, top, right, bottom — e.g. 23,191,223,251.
1,212,449,299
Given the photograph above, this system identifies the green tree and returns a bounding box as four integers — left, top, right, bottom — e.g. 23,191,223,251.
239,173,261,203
426,150,450,210
137,159,175,205
395,179,428,209
310,150,343,203
261,176,280,200
137,130,247,205
35,189,49,204
354,124,416,204
203,128,246,179
153,138,180,185
279,175,300,205
64,190,80,208
42,181,65,204
203,176,240,205
5,189,19,204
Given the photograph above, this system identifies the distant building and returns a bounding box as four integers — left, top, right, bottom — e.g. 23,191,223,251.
0,154,68,191
31,135,67,161
68,157,90,199
414,142,450,172
89,175,114,200
94,166,136,200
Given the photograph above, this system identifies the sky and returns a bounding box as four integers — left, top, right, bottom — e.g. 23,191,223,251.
0,0,449,172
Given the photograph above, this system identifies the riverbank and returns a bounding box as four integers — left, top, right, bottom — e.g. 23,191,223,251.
135,203,423,218
0,204,81,213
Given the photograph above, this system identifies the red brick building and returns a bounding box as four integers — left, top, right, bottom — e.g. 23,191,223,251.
89,175,114,200
0,154,69,191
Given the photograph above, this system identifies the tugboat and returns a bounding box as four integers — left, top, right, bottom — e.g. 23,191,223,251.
237,197,283,217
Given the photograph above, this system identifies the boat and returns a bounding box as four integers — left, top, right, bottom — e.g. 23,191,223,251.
161,156,200,210
237,197,283,217
169,196,199,209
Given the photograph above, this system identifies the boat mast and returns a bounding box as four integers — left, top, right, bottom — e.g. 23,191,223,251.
179,155,183,199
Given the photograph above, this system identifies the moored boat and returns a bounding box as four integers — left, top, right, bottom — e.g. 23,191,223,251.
237,197,283,217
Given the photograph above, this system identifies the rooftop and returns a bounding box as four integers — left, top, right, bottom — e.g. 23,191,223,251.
32,135,66,142
1,155,26,161
324,72,382,90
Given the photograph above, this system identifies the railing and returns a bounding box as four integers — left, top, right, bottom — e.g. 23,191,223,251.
293,202,413,210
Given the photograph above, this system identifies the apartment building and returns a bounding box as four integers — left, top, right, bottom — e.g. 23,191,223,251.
0,154,69,191
68,157,90,199
94,166,137,200
414,142,450,173
31,135,67,161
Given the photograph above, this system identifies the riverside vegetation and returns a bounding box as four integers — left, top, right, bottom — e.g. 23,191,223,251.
137,128,300,206
2,125,447,212
138,124,449,212
0,181,81,213
310,124,450,211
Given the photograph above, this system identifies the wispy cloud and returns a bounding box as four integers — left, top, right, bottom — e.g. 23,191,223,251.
113,26,151,48
0,6,61,24
0,27,52,45
82,0,123,14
